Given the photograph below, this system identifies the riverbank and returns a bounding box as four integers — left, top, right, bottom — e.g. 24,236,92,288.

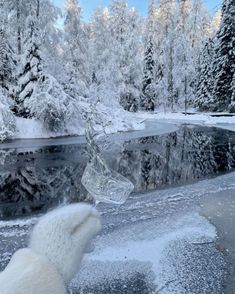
9,111,235,143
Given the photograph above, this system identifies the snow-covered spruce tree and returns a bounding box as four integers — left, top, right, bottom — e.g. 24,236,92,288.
0,30,15,94
188,0,211,109
6,0,24,56
0,91,16,141
141,0,156,111
89,7,120,108
174,0,194,112
25,74,69,132
195,39,215,111
89,1,143,112
120,7,143,112
38,0,63,81
13,13,43,117
231,73,235,112
211,0,235,112
189,0,210,49
0,2,15,93
142,38,155,111
64,0,90,99
110,2,143,112
7,0,62,78
154,0,177,111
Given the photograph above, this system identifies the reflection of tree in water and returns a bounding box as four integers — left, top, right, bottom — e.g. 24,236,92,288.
0,145,89,218
0,126,235,218
118,126,235,192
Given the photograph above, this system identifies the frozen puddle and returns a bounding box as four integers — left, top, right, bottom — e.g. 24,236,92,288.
70,212,224,294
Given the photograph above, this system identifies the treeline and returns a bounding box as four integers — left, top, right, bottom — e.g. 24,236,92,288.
196,0,235,112
0,0,234,138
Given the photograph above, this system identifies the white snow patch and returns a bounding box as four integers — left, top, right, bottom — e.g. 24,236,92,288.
137,111,235,132
0,217,38,229
15,117,49,139
11,110,235,141
73,212,217,291
13,107,145,140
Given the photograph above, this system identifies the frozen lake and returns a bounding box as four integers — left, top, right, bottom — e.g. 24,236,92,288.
0,122,235,293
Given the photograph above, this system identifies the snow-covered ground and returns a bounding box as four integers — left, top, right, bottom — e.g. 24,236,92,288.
137,112,235,132
14,108,146,140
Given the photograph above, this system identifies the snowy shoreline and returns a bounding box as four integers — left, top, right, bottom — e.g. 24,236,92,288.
137,111,235,131
11,111,235,143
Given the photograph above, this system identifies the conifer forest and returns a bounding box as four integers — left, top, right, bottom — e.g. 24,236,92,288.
0,0,234,140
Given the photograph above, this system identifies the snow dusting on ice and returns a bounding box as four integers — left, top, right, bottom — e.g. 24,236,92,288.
70,212,222,293
1,169,233,293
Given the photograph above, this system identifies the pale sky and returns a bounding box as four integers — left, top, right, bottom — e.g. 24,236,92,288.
53,0,222,21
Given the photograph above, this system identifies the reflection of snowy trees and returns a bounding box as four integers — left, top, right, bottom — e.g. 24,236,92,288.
0,126,235,218
0,145,89,218
118,126,235,192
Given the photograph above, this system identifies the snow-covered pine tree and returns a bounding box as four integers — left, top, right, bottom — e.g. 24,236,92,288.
7,0,36,57
174,0,192,112
212,0,235,112
0,31,15,95
154,0,177,111
210,9,221,37
195,39,215,111
109,0,130,109
0,1,15,93
90,7,112,82
13,2,43,117
113,5,143,112
176,0,209,111
64,0,90,99
25,74,69,132
90,7,111,73
170,0,210,112
188,0,211,110
190,0,210,49
38,0,63,81
90,1,143,112
88,7,120,110
141,0,156,111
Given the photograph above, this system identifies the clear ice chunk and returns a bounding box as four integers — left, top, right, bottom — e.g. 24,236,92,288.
82,155,134,205
82,116,134,205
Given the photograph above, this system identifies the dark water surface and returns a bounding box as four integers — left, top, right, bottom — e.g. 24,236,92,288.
0,124,235,219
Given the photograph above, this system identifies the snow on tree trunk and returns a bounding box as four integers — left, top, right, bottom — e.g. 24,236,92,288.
0,3,15,94
0,91,16,141
141,0,156,111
